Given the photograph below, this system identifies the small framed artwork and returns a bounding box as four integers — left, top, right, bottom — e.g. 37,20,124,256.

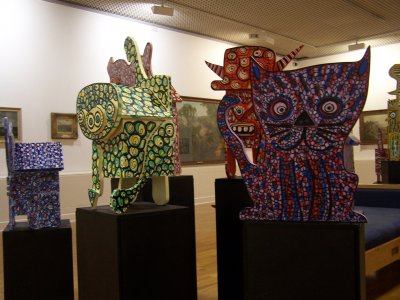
0,107,22,142
51,113,78,139
177,96,225,165
359,109,388,145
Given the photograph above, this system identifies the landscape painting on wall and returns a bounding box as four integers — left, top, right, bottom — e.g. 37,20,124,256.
177,97,225,165
0,107,21,142
51,113,78,139
359,109,388,145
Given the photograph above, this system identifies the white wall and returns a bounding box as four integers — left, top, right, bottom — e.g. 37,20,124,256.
0,0,399,223
0,0,229,223
296,45,400,183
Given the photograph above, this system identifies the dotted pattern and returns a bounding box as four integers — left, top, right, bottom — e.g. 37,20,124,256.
217,48,371,222
77,83,120,140
110,120,175,213
107,58,136,86
3,117,62,229
9,171,61,229
208,46,302,177
14,142,64,171
388,65,400,161
77,36,175,213
107,37,182,175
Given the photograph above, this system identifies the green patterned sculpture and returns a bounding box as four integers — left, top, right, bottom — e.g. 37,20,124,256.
76,37,175,213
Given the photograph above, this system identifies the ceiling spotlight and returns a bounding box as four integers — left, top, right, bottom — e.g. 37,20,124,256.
265,36,275,45
348,42,365,51
249,33,259,39
151,4,174,16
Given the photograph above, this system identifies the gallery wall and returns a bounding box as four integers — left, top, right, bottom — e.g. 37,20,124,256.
0,0,399,223
0,0,230,223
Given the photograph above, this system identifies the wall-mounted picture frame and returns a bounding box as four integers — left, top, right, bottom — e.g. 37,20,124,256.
51,113,78,139
359,109,388,145
0,107,22,142
177,96,225,165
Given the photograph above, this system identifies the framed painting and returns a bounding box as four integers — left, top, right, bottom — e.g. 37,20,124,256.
51,113,78,139
0,107,21,142
359,109,388,145
177,96,225,165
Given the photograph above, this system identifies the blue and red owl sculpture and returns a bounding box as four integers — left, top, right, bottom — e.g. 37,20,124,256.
215,47,371,222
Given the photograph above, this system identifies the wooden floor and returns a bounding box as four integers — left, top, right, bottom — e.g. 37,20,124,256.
1,203,400,299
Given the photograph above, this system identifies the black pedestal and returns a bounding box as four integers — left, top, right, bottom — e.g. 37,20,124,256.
76,202,197,300
215,178,252,300
382,160,400,183
3,220,74,300
215,178,366,300
140,175,195,210
243,221,365,300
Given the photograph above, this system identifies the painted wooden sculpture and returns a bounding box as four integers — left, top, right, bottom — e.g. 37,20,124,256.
375,129,388,183
3,117,63,229
108,42,182,175
216,47,370,222
206,45,303,177
388,64,400,161
77,37,175,213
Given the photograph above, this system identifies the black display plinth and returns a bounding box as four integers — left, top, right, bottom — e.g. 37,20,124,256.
76,203,197,300
381,160,400,183
140,175,195,210
215,178,252,300
243,221,365,300
3,220,74,300
215,177,366,300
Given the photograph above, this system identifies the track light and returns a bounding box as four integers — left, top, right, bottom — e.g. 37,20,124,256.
151,4,174,16
348,42,365,51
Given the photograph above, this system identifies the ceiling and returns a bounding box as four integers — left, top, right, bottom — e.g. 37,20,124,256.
59,0,400,59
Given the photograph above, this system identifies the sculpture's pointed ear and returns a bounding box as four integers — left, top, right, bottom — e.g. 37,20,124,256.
205,61,224,79
251,57,263,81
357,46,370,76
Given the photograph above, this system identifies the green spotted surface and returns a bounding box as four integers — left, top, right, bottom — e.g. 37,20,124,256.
77,36,175,213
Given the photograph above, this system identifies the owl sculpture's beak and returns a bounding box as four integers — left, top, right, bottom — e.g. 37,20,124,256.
294,111,316,127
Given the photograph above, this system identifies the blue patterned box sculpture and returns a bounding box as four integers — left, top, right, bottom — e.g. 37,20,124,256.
3,117,64,229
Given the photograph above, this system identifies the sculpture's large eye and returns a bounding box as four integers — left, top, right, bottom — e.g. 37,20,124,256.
269,99,291,119
234,105,245,116
318,97,342,117
87,107,105,133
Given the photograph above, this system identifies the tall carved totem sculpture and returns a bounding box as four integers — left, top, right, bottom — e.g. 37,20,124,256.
215,47,370,222
3,117,64,229
77,37,175,213
206,45,303,177
388,64,400,161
